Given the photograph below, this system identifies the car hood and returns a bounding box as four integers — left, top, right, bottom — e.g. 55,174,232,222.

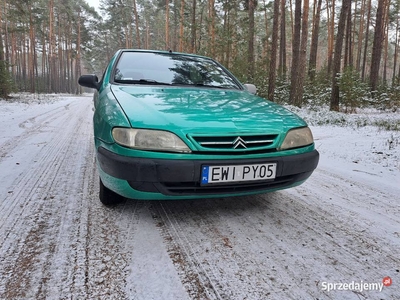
111,85,306,135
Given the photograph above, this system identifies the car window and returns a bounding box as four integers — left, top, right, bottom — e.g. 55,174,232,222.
113,52,241,89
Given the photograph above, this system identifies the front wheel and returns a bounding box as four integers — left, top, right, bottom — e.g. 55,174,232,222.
99,178,124,206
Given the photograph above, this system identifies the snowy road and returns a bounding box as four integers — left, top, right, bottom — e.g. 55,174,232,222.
0,95,399,300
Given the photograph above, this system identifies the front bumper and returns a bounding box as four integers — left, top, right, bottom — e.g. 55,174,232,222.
97,146,319,198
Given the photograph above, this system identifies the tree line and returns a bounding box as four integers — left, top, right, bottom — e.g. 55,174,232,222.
0,0,399,111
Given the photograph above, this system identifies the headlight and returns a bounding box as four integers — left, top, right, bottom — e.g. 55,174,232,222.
112,128,191,153
279,127,314,150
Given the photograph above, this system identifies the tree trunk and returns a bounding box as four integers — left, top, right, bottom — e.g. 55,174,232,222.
268,0,280,101
361,0,372,81
291,0,309,107
222,1,231,66
42,24,47,92
3,0,9,63
382,0,390,84
49,0,59,93
146,19,150,49
22,37,27,90
330,0,351,111
172,1,179,51
262,0,268,64
247,0,256,80
308,0,322,81
166,0,170,49
65,28,70,93
344,0,352,68
227,1,235,68
75,9,81,94
327,0,335,74
392,14,399,85
0,1,10,99
133,0,141,48
289,0,294,37
278,0,287,78
356,0,366,72
369,0,387,91
289,0,302,105
179,0,185,52
190,0,196,53
58,13,63,93
208,0,215,56
29,4,35,93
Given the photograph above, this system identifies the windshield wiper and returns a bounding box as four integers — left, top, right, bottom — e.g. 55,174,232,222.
192,83,237,89
115,79,238,89
114,79,172,85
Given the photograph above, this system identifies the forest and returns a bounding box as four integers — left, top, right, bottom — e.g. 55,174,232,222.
0,0,399,112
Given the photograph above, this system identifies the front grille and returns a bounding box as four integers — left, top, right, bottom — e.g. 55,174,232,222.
189,134,278,152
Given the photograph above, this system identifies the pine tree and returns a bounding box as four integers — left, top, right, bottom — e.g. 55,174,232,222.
331,0,352,111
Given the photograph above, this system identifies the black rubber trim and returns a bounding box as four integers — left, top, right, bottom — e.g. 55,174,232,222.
97,147,319,195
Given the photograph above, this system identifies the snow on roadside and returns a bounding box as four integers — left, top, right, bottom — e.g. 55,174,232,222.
0,92,76,105
288,104,400,131
0,93,91,147
312,125,399,171
286,104,400,172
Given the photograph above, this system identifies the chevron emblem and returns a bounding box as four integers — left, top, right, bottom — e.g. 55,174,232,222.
232,137,247,149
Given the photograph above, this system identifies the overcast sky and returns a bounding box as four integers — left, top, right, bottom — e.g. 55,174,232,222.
85,0,100,12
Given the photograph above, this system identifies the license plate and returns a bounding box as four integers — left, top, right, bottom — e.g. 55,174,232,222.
201,163,277,184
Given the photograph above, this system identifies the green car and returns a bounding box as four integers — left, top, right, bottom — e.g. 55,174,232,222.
78,49,319,205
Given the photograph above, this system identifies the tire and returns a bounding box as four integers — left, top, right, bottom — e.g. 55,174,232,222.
99,178,124,206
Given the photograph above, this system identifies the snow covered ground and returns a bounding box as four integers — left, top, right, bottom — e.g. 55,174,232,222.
0,94,399,299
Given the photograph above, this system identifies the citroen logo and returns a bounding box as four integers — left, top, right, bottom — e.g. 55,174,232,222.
233,137,247,149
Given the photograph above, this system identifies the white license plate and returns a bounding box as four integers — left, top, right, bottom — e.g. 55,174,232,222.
201,163,277,184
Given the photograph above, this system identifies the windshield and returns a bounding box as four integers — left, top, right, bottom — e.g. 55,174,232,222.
113,52,241,90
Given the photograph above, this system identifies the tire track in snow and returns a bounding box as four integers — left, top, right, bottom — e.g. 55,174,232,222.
150,187,398,300
152,198,317,300
309,167,400,227
0,96,129,299
249,193,395,300
0,98,94,299
1,96,145,300
151,201,225,300
80,184,131,300
34,106,97,299
286,167,400,257
0,100,79,163
118,201,189,300
266,170,400,299
0,100,84,246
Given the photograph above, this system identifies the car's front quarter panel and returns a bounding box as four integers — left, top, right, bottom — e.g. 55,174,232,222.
93,86,131,144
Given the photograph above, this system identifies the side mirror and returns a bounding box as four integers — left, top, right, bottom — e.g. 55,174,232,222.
243,83,257,95
78,74,100,90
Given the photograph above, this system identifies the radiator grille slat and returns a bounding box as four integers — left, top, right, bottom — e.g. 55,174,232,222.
189,134,279,152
